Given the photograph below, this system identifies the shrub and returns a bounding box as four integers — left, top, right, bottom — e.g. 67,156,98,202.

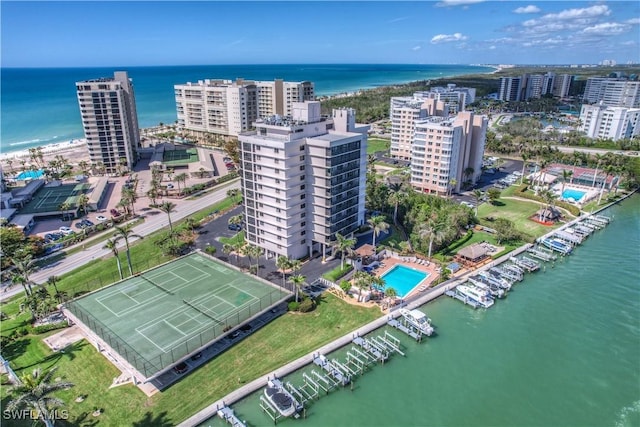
30,320,68,334
288,301,300,312
323,265,353,282
339,280,351,293
204,246,217,255
298,298,316,313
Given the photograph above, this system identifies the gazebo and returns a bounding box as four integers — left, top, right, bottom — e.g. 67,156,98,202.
533,206,562,224
455,243,490,265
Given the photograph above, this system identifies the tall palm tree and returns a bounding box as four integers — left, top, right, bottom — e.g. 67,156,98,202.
228,214,243,230
46,276,61,303
157,201,177,233
58,201,71,222
76,194,90,218
276,256,291,287
175,172,188,194
387,181,407,226
418,219,446,259
592,153,604,187
11,253,37,296
222,243,236,265
113,225,142,276
245,244,263,275
7,367,74,427
472,189,483,217
560,169,573,196
289,274,307,302
103,237,124,280
332,232,356,270
520,152,529,184
121,187,137,216
367,215,389,248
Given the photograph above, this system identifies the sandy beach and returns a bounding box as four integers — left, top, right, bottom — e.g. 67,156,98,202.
1,139,91,165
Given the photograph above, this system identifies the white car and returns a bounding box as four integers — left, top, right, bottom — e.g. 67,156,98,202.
460,201,475,209
59,226,74,235
96,215,107,222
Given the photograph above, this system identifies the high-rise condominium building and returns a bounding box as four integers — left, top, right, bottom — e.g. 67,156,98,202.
583,78,640,107
410,112,487,195
414,84,476,114
389,95,447,160
238,101,368,260
579,104,640,141
552,74,574,98
175,78,314,139
76,71,140,174
498,76,523,101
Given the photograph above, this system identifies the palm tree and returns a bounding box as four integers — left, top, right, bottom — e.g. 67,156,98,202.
147,188,158,207
113,225,142,276
157,201,177,233
560,169,573,196
289,274,307,302
11,253,37,296
103,237,124,280
244,244,263,275
76,194,90,218
46,276,61,303
58,201,71,222
384,287,398,309
332,232,356,270
175,172,188,194
592,153,603,188
418,219,446,259
222,243,236,265
538,189,557,222
276,256,291,287
472,189,483,217
448,178,458,197
367,215,389,248
121,187,137,216
520,152,529,184
387,181,406,226
228,214,243,229
7,366,74,427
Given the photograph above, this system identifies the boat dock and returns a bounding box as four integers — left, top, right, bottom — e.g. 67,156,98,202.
312,354,351,386
526,247,557,262
445,288,479,309
217,405,246,427
510,256,541,271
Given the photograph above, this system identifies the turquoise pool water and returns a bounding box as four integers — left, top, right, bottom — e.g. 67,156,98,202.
562,188,586,201
381,265,428,297
15,169,44,180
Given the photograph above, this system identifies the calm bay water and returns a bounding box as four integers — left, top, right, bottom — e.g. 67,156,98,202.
204,196,640,427
0,64,492,154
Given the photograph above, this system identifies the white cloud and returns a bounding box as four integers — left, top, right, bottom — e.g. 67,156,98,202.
626,18,640,25
523,5,610,27
513,5,540,14
412,45,422,51
489,45,496,50
388,16,409,24
430,33,468,44
435,0,484,7
582,22,628,35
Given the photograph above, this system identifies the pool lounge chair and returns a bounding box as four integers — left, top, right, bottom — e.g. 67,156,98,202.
418,285,428,292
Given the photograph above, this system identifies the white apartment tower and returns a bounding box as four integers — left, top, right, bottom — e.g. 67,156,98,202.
389,95,448,160
238,101,368,260
583,78,640,107
498,77,522,101
579,104,640,141
76,71,140,174
410,112,487,195
552,74,574,98
175,78,314,139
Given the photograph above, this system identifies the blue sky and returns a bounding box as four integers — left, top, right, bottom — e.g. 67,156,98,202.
2,1,639,67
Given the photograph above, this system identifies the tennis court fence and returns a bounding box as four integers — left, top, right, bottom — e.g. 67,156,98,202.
64,287,288,378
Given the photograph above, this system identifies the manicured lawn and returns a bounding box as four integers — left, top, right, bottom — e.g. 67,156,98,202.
477,198,561,238
367,138,390,154
1,294,380,426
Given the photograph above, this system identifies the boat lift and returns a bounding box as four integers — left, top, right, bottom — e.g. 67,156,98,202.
445,288,479,309
527,247,557,262
217,404,246,427
510,256,540,272
554,230,582,245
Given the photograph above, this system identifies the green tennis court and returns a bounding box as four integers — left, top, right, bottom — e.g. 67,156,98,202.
65,252,288,378
162,148,199,165
20,183,90,214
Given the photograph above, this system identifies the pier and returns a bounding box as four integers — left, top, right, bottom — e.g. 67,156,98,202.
445,289,479,309
217,405,246,427
526,247,557,262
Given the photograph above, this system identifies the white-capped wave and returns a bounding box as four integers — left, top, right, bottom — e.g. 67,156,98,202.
9,138,42,146
615,400,640,427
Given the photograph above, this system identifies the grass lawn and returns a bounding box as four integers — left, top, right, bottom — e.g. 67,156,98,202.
476,198,560,238
367,138,390,154
1,294,380,426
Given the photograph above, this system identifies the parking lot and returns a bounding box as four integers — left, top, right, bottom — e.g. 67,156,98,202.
453,158,524,207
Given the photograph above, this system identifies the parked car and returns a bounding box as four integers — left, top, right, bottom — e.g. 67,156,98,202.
110,208,122,217
59,226,74,235
167,183,174,189
228,223,241,231
96,215,107,222
460,201,475,209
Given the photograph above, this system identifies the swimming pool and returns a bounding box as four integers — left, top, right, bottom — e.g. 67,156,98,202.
562,188,586,202
381,265,429,298
15,169,44,180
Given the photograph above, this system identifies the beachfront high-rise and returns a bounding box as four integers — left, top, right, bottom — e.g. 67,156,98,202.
238,101,368,260
579,104,640,141
583,78,640,107
174,78,314,140
76,71,140,174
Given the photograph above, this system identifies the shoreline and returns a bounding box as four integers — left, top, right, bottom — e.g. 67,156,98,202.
0,138,89,163
1,65,497,158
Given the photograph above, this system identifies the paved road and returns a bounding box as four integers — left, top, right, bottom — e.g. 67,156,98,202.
1,181,240,302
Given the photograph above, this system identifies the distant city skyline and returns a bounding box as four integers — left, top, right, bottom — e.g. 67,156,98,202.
1,1,639,68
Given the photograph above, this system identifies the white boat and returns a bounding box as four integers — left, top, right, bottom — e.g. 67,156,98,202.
263,378,301,417
399,308,434,336
457,284,494,308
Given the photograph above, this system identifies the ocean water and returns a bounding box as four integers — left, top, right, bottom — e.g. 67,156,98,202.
203,196,640,427
0,64,493,154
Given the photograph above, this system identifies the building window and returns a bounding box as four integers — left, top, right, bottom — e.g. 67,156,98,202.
300,194,306,200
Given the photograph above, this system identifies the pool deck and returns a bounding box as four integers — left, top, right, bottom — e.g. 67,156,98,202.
372,256,441,298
